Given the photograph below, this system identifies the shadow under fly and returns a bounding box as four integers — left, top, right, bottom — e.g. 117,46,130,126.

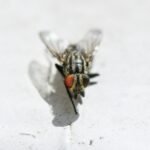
28,60,80,127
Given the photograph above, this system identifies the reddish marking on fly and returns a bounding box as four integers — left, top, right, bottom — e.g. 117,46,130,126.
65,75,74,88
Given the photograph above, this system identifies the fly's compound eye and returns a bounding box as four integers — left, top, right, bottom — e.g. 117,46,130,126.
82,75,89,87
65,74,75,88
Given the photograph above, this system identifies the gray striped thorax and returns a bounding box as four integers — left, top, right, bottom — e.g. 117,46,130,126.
63,45,88,76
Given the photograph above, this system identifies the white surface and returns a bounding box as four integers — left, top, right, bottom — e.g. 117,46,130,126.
0,0,150,149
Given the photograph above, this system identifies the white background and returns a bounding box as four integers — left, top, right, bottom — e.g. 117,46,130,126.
0,0,150,149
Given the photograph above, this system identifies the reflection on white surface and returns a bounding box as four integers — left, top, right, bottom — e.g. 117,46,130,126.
28,60,79,126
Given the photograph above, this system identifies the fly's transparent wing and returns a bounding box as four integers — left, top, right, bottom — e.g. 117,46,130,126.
78,29,102,61
39,31,68,62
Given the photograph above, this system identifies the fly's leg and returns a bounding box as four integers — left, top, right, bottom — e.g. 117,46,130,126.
80,91,85,97
88,73,100,78
65,87,78,115
89,81,98,85
88,73,99,86
55,64,78,115
55,64,64,77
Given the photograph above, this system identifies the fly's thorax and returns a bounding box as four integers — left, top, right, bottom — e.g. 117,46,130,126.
63,49,89,76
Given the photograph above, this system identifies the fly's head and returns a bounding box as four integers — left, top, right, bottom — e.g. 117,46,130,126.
64,73,89,98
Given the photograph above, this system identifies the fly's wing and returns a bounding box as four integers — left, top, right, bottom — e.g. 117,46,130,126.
39,31,68,62
77,29,102,62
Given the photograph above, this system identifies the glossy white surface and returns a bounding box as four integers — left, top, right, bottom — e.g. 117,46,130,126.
0,0,150,149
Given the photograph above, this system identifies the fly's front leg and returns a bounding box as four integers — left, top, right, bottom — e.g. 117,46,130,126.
55,64,64,77
55,63,78,115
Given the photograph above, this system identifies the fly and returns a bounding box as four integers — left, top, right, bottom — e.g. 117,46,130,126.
39,29,102,114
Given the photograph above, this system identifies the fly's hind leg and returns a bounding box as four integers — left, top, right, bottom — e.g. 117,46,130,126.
89,81,98,86
88,73,99,86
88,73,100,78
